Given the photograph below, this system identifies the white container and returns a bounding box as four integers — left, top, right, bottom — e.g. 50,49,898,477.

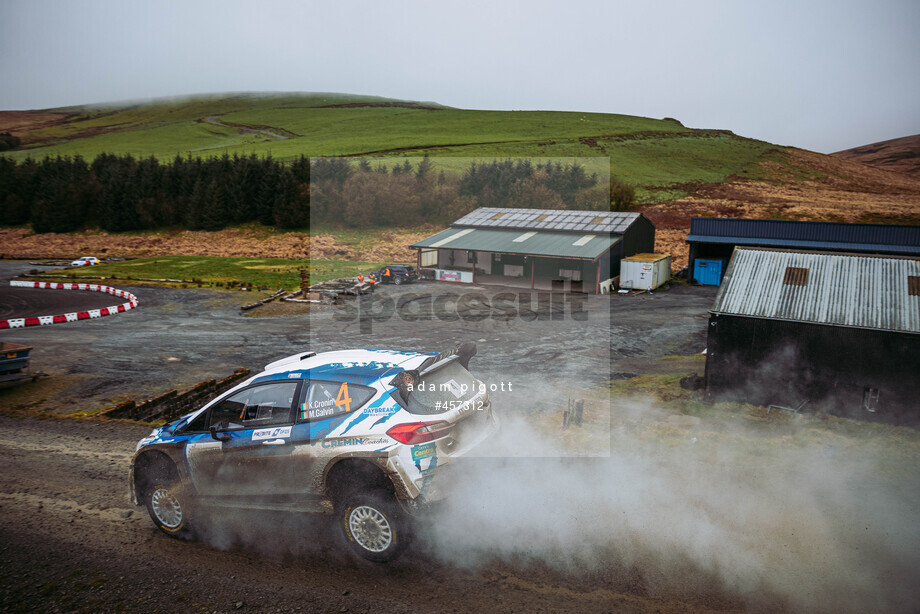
619,253,671,290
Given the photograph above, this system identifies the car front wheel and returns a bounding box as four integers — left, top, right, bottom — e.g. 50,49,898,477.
336,489,410,562
143,480,194,539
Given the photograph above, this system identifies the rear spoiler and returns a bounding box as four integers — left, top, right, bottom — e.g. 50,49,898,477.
388,342,477,404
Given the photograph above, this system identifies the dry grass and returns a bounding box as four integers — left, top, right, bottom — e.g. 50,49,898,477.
0,226,440,264
0,111,75,143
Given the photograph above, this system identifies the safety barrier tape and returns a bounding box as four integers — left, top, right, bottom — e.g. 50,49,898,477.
0,281,139,329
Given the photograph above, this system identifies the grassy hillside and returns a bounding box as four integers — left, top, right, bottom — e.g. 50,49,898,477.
0,92,777,203
4,93,919,270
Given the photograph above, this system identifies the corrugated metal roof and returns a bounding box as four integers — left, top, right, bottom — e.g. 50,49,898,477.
452,207,641,234
711,248,920,333
687,217,920,255
410,227,622,260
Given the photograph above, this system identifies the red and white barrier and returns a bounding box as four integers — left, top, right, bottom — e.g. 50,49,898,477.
0,281,139,329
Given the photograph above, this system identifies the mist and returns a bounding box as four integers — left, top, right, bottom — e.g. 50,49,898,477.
417,404,920,613
185,389,919,613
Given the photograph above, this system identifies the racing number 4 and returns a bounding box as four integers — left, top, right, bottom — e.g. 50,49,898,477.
335,382,352,412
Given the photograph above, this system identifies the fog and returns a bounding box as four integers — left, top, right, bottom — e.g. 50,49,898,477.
417,402,920,612
190,391,919,613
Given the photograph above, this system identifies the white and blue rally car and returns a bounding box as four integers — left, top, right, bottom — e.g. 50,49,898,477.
129,343,497,562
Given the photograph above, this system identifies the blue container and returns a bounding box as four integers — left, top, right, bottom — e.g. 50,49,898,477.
693,259,723,286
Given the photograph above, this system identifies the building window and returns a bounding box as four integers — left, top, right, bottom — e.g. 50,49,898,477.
559,268,582,281
783,267,809,286
908,276,920,296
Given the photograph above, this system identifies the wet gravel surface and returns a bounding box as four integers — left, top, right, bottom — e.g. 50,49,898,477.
0,260,717,417
0,260,733,613
0,265,121,320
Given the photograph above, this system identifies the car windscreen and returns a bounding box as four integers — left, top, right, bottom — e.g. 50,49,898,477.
405,360,479,415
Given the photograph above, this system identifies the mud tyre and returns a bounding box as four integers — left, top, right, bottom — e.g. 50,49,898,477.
143,480,195,540
393,276,403,286
336,489,410,563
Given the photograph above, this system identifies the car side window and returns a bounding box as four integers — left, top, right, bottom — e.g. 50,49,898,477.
184,410,209,432
208,382,300,430
298,381,376,422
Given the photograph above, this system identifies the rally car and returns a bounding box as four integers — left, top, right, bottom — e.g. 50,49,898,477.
129,343,497,562
70,256,100,267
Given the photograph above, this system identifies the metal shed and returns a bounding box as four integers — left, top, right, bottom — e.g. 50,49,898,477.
686,217,920,286
705,247,920,421
410,208,656,293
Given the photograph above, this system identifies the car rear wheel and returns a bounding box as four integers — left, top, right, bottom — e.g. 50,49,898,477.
336,489,410,562
143,480,194,539
393,276,403,285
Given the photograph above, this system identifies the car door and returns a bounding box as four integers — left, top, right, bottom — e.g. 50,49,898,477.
185,381,301,498
285,380,380,491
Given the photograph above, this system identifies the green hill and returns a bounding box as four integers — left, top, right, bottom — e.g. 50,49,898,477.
1,92,778,204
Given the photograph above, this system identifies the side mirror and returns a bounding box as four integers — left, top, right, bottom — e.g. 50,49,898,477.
389,369,419,404
210,420,232,442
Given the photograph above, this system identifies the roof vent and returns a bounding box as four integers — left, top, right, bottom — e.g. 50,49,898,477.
783,267,809,286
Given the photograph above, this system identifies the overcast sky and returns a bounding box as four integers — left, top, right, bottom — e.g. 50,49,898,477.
1,0,918,153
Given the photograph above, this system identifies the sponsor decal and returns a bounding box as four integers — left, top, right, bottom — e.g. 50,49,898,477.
252,426,292,441
411,443,436,461
438,271,461,281
364,402,398,415
287,372,302,379
320,436,389,448
302,404,336,420
411,443,438,475
444,379,465,399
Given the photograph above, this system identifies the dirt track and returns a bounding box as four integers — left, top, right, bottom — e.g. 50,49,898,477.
3,261,919,613
0,260,736,612
0,414,751,613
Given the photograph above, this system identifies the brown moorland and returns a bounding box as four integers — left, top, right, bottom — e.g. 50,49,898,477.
0,110,76,143
833,134,920,178
649,148,920,268
0,225,439,264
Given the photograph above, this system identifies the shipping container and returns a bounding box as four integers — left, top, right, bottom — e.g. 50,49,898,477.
619,253,671,290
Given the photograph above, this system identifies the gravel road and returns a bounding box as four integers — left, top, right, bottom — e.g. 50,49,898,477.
0,260,717,418
2,261,918,613
0,415,749,613
0,260,735,612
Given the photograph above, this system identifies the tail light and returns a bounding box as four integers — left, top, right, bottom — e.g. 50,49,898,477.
386,421,453,445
